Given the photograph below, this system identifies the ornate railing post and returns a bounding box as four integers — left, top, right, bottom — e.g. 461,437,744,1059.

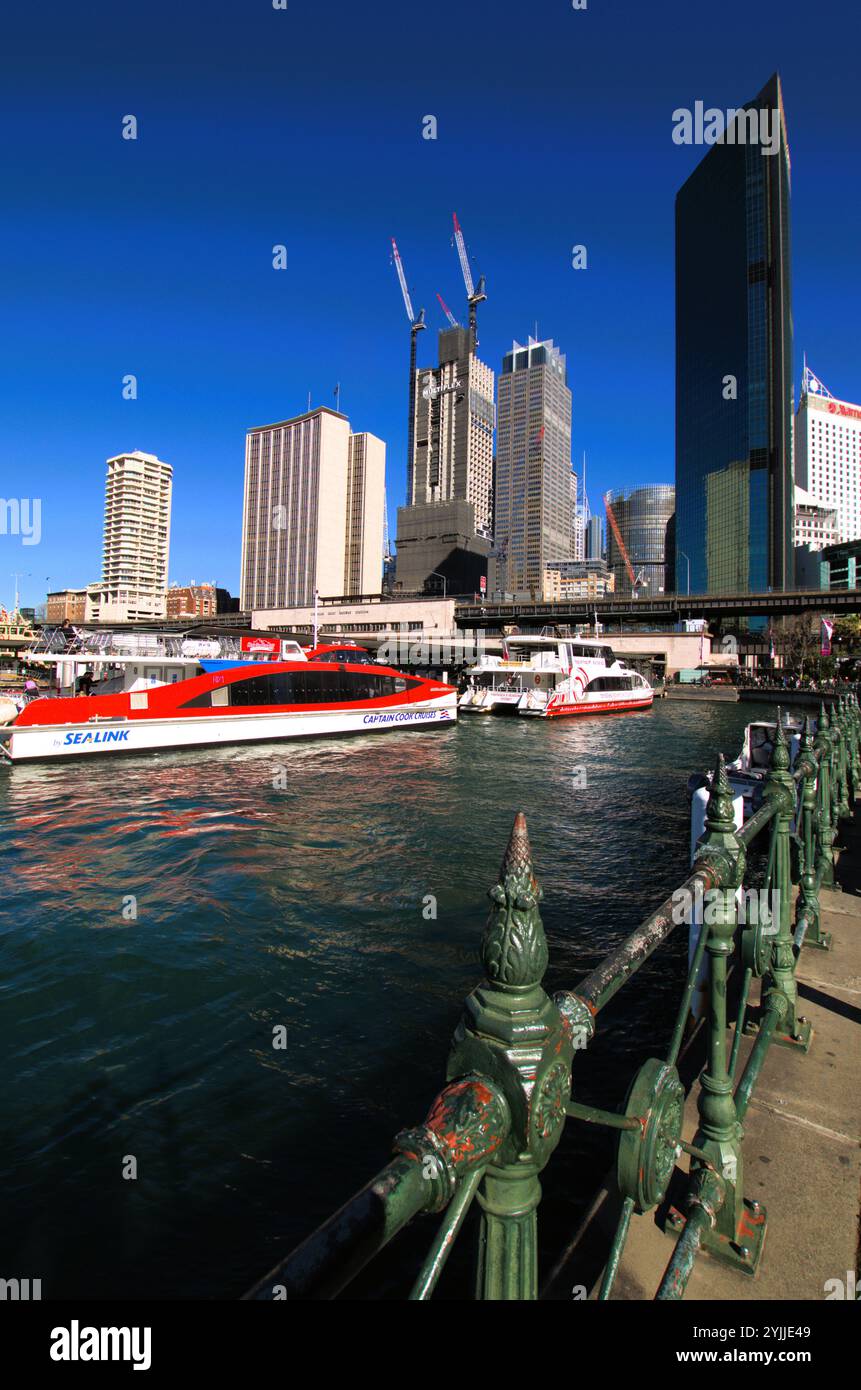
838,696,858,805
796,716,829,951
762,713,812,1051
850,694,861,802
833,699,852,822
814,703,837,890
689,756,765,1273
446,812,575,1300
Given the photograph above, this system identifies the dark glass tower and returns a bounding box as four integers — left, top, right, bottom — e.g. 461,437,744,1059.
675,74,793,594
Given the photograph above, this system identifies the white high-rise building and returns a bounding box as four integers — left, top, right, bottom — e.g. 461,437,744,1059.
86,450,172,623
240,407,385,609
795,367,861,545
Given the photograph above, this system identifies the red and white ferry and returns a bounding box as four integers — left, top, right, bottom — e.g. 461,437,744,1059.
0,650,456,762
458,635,653,718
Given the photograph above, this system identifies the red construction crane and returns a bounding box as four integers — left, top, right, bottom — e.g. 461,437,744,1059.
436,292,459,328
604,492,636,588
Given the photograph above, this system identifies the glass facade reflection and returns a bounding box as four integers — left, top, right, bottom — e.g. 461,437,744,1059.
675,74,793,595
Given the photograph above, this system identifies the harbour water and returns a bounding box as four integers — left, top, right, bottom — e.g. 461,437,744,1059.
0,699,775,1299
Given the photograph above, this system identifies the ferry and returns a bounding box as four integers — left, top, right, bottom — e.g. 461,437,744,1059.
0,638,456,762
458,635,653,718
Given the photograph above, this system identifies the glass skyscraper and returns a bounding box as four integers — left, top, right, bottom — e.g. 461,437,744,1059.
675,74,793,595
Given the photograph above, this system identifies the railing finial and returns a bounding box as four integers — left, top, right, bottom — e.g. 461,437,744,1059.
705,753,735,835
483,811,548,989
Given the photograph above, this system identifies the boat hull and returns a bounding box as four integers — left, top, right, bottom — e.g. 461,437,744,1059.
521,695,654,718
3,699,457,762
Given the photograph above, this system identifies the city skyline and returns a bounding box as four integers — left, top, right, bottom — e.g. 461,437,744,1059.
2,1,860,611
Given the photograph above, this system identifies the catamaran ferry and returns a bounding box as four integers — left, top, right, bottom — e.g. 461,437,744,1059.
458,635,653,719
0,634,456,763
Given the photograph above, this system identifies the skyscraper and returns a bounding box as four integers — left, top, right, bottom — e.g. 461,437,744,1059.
240,407,385,609
86,450,172,623
494,337,573,598
675,73,793,594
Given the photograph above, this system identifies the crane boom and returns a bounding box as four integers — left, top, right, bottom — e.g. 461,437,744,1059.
604,493,636,587
391,237,415,324
436,292,458,327
452,213,474,298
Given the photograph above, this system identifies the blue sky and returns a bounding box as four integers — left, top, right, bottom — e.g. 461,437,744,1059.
1,0,859,611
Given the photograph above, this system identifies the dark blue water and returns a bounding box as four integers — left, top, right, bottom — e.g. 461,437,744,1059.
0,699,774,1298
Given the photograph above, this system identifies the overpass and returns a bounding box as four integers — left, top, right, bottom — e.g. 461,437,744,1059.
455,587,861,627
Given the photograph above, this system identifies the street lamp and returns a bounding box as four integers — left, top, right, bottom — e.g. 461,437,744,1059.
430,571,447,599
678,550,691,596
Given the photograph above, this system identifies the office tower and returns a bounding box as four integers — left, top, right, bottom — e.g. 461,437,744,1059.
795,366,861,545
494,337,573,597
344,432,386,596
395,326,494,593
605,485,675,597
241,407,386,610
86,451,172,622
675,73,793,593
586,516,603,561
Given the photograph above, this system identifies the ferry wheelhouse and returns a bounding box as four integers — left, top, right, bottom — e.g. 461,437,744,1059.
458,635,653,718
0,629,456,762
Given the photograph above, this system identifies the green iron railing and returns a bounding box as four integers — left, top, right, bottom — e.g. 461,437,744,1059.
244,693,861,1302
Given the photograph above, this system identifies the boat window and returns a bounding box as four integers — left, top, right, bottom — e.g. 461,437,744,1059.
585,675,635,692
179,670,420,710
312,650,375,665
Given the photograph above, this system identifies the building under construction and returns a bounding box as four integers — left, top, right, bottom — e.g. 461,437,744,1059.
392,216,494,595
605,484,676,598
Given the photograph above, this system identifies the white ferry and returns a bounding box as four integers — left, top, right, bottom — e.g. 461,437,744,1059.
458,635,653,719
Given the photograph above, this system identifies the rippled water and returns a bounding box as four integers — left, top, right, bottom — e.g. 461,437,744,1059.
0,699,774,1298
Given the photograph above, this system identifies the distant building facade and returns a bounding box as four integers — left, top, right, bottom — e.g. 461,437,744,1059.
46,588,87,624
394,499,489,595
542,563,615,600
87,450,173,622
821,539,861,591
605,485,675,597
792,485,838,552
166,583,218,620
675,74,793,593
585,516,603,561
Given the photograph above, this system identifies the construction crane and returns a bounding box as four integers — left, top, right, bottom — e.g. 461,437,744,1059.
391,237,426,505
603,492,637,590
436,292,459,328
452,212,487,350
